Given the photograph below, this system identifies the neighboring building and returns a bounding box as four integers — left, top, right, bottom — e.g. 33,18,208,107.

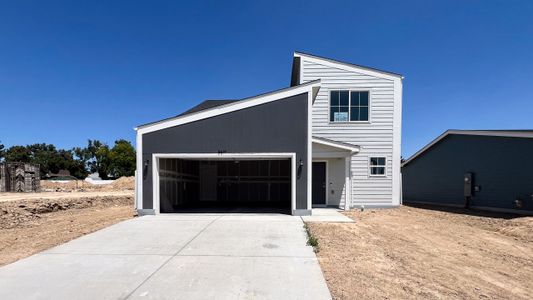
402,130,533,214
0,163,40,192
135,52,403,215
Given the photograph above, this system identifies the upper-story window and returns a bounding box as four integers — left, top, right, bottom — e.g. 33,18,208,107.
330,90,369,122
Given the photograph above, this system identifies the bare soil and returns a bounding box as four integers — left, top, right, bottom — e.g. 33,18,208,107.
40,176,135,192
307,205,533,300
0,192,135,266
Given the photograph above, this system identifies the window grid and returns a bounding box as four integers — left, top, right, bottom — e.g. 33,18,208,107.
330,90,369,122
369,157,386,176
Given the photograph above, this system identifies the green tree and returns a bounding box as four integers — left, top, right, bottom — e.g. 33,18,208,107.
79,140,111,179
108,139,136,178
4,145,32,163
27,143,58,177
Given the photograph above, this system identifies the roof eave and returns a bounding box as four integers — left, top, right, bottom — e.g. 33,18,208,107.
312,136,360,153
402,129,533,167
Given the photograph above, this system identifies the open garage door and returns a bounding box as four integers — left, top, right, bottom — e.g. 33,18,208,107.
157,157,292,214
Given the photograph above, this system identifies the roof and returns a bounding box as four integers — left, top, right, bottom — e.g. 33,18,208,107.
177,100,240,117
312,136,360,153
136,79,321,134
402,130,533,167
291,51,403,86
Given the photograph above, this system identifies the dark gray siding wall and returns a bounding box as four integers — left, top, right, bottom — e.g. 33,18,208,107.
402,135,533,212
142,93,309,210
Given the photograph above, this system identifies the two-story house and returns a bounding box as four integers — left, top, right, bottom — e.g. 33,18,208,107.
134,52,403,215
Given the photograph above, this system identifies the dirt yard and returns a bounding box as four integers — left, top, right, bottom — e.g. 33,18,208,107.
0,191,135,266
40,176,135,192
307,205,533,300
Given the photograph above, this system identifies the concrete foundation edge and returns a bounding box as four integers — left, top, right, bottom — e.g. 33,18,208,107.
292,209,312,216
137,209,156,215
404,200,533,216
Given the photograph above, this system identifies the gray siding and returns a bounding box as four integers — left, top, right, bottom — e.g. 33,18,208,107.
142,93,309,210
403,135,533,212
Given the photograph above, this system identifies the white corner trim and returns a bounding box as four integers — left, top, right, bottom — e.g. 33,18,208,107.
135,131,143,209
150,153,297,214
307,90,313,212
391,77,402,206
312,137,360,153
344,156,351,210
294,52,401,81
136,80,321,135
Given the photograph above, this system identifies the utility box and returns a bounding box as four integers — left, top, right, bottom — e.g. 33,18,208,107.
464,172,473,197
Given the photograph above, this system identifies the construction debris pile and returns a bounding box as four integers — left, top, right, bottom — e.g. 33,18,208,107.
0,163,40,193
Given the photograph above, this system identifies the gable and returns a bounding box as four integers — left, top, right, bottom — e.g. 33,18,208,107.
293,51,402,83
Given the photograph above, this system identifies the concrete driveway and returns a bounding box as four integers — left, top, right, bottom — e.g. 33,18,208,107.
0,213,331,300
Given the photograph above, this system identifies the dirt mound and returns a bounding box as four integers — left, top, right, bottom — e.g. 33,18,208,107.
40,180,80,191
102,176,135,191
497,217,533,242
0,195,133,229
41,176,135,192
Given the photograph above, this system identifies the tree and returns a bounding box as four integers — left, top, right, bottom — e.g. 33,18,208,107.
108,139,136,178
4,146,32,163
80,140,111,179
27,143,58,177
0,141,4,162
2,139,134,180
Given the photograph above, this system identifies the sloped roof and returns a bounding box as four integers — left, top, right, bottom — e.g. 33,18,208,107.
177,100,240,117
403,130,533,167
291,51,403,86
312,136,360,153
136,79,321,134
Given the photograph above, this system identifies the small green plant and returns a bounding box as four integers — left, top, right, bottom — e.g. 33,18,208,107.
303,223,319,252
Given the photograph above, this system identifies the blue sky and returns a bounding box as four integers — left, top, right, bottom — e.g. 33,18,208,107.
1,1,532,157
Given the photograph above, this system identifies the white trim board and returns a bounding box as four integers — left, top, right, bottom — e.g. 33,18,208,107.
135,131,143,209
403,130,533,167
150,152,297,214
312,137,360,153
136,80,321,135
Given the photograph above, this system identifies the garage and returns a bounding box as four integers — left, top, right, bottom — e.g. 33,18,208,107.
156,157,292,213
135,81,320,216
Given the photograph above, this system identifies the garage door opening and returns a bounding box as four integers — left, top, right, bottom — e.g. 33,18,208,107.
157,158,292,214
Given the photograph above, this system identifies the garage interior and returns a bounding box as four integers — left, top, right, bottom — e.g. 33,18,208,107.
158,158,291,213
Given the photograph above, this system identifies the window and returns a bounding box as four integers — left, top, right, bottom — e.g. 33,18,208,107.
369,157,386,176
330,90,369,122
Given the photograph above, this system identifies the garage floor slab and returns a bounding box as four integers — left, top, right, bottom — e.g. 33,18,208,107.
0,213,331,300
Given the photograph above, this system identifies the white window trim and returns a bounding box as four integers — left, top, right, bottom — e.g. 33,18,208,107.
368,156,387,177
328,89,372,124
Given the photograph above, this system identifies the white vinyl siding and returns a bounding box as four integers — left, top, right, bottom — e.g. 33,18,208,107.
301,58,398,207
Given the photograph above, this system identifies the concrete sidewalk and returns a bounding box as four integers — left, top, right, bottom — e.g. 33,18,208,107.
0,213,331,299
